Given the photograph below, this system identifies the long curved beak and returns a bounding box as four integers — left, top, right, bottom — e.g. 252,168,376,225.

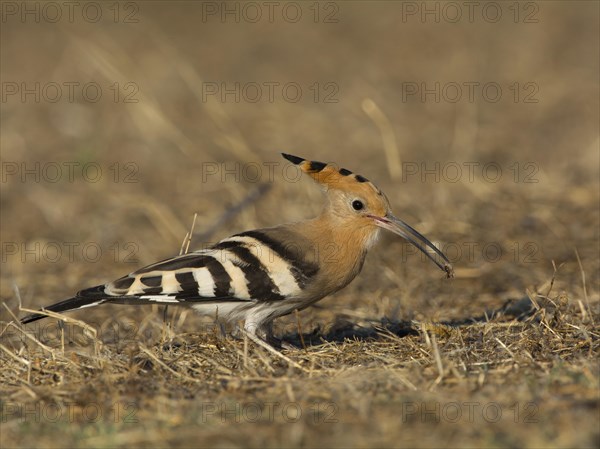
369,213,454,278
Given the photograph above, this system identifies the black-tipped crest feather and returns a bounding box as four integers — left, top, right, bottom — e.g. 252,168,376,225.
281,153,305,165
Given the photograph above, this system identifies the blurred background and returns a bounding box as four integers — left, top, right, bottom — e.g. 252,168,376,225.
1,1,598,336
1,2,599,326
1,2,599,448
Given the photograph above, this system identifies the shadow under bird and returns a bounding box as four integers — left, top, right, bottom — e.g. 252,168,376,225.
21,153,454,341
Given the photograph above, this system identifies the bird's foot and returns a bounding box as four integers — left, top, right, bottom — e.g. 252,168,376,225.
261,334,297,350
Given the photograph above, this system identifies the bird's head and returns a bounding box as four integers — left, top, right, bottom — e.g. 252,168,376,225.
282,153,454,278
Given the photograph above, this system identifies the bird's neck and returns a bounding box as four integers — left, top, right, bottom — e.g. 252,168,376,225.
302,211,379,295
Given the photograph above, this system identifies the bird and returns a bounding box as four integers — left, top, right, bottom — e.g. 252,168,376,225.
20,153,454,343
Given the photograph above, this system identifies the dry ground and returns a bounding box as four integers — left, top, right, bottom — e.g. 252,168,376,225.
1,2,599,448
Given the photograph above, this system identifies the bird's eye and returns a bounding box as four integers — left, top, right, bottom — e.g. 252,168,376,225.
352,200,364,211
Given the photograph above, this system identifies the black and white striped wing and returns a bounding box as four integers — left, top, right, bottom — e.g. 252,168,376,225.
105,250,236,303
103,230,319,304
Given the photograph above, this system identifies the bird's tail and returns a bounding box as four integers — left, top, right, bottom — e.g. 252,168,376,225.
20,285,110,324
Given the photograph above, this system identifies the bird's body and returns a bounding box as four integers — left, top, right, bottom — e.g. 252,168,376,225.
21,153,453,340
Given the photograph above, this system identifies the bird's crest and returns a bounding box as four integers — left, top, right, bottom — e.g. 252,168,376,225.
281,153,382,195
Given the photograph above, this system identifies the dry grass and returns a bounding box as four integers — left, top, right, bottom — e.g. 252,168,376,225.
1,2,599,448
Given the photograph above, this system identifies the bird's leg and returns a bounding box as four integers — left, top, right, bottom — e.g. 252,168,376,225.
258,321,275,345
257,321,298,350
242,319,295,349
244,320,277,346
241,324,304,370
229,320,277,345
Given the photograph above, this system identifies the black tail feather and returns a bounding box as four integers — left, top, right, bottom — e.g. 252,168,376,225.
20,285,108,324
19,284,230,324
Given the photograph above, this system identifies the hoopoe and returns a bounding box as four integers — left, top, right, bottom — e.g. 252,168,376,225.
21,153,453,342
